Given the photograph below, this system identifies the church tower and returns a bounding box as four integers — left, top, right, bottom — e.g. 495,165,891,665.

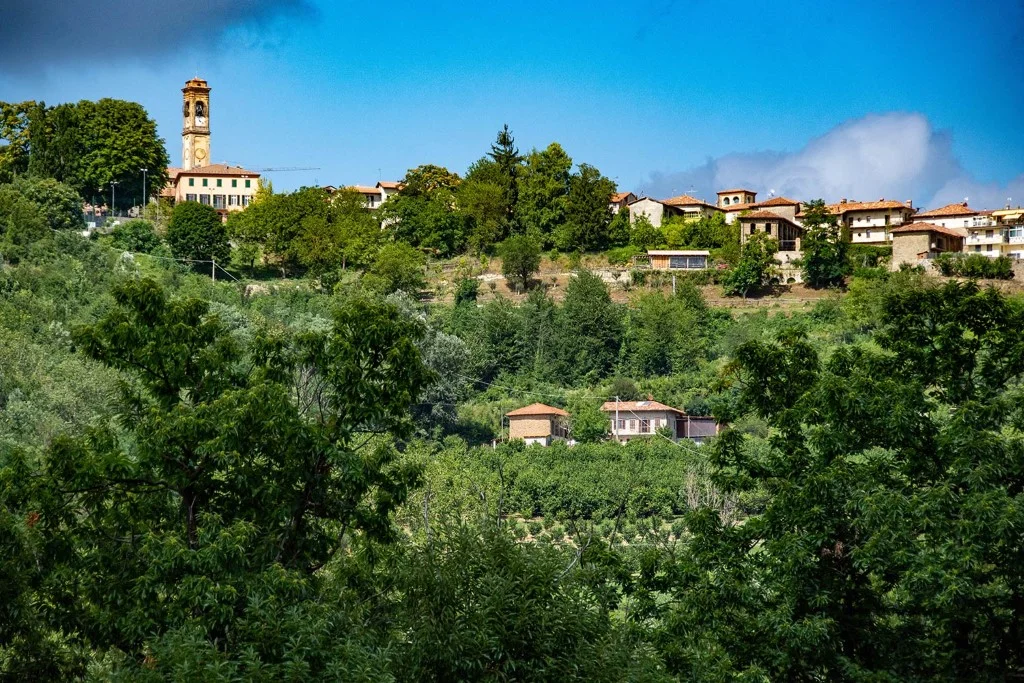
181,78,211,170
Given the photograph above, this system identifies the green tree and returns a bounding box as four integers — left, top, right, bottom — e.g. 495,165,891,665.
554,164,616,252
628,213,663,249
653,281,1024,679
606,208,631,248
294,187,381,275
558,270,622,381
800,199,848,288
0,100,34,182
0,185,48,262
499,233,541,291
365,242,426,294
722,230,778,298
166,200,230,264
231,186,329,273
488,124,523,232
110,219,161,253
11,176,85,231
26,99,169,208
381,165,468,256
517,142,572,244
458,160,507,253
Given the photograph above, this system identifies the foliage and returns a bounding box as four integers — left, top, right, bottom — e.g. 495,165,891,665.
517,143,571,245
381,165,469,256
364,242,426,294
800,199,848,288
606,244,643,265
166,200,230,263
499,233,542,290
488,124,523,233
722,231,778,298
22,98,169,207
454,277,479,305
294,187,381,275
110,219,162,253
559,270,622,381
847,243,891,269
629,214,662,249
935,251,1013,279
0,185,48,262
553,164,615,252
11,176,85,231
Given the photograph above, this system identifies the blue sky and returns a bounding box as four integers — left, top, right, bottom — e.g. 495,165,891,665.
2,0,1023,207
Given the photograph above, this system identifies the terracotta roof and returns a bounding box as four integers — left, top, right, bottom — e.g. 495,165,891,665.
506,403,569,418
914,202,977,218
889,222,968,238
351,185,382,194
662,194,712,207
717,188,756,195
176,163,260,177
611,191,634,203
827,199,914,213
739,210,804,228
376,181,402,190
600,400,685,414
754,196,801,207
723,202,757,212
166,166,183,179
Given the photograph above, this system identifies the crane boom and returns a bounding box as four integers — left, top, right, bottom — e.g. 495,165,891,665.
252,167,321,172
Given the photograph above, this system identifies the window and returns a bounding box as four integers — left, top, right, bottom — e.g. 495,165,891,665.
640,419,650,433
199,194,211,205
616,419,626,431
216,179,222,187
986,230,993,238
241,196,251,207
975,246,981,252
748,224,755,235
185,193,197,202
732,196,739,204
723,197,730,206
866,230,871,239
885,214,891,225
245,180,251,188
765,223,772,235
213,195,226,209
188,178,194,187
669,256,686,269
232,179,237,188
202,178,208,187
228,195,238,206
987,244,993,252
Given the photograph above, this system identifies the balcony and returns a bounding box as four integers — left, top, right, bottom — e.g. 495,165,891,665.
966,230,1006,245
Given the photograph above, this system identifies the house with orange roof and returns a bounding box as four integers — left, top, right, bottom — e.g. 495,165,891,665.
506,403,570,447
717,188,759,224
890,222,967,269
906,202,1001,256
610,191,637,214
814,198,916,245
627,194,723,227
600,399,719,444
752,195,802,221
162,163,262,220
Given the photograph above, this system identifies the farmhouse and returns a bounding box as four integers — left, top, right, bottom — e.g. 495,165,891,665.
600,400,719,444
506,403,570,447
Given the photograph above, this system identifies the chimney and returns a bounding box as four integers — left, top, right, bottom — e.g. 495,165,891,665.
906,199,913,209
840,198,847,204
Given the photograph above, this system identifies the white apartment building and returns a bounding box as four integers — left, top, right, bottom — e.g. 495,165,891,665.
826,199,916,244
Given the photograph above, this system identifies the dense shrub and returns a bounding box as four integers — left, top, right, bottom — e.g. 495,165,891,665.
935,252,1013,279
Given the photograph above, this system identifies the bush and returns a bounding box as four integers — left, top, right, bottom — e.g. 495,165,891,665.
848,244,892,269
606,245,642,266
934,252,1013,280
166,201,230,263
499,234,541,291
110,219,161,253
364,242,426,294
455,278,479,305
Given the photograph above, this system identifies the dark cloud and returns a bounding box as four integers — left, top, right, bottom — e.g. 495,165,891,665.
639,112,1024,210
0,0,315,70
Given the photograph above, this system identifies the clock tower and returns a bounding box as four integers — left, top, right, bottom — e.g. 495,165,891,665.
181,78,211,170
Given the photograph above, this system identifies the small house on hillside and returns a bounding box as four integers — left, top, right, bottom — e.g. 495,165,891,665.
890,222,966,269
647,250,710,271
506,403,570,447
600,400,720,445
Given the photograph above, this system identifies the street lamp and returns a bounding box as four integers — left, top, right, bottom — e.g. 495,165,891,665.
110,181,119,218
141,168,148,215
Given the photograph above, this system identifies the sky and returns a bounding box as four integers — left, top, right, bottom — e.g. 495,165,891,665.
1,0,1023,209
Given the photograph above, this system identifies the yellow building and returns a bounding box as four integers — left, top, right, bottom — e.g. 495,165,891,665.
161,78,261,220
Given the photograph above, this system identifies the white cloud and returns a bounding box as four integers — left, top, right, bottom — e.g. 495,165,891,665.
641,112,1024,210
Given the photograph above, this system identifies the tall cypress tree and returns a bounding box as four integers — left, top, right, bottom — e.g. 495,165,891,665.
488,124,523,233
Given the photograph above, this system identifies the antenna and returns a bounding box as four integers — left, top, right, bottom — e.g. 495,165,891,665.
769,189,776,197
964,196,969,204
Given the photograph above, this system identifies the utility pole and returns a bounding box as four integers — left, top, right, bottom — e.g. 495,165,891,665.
615,395,620,444
211,256,216,282
141,168,148,215
110,180,118,218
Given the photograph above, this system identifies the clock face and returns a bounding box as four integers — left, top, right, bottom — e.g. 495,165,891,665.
194,148,206,161
196,116,206,127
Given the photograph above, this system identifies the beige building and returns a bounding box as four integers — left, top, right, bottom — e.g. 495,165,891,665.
162,77,261,220
993,207,1024,259
753,196,802,221
600,400,719,444
739,209,804,254
717,188,757,209
890,222,966,269
824,199,916,245
628,194,722,228
506,403,570,447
